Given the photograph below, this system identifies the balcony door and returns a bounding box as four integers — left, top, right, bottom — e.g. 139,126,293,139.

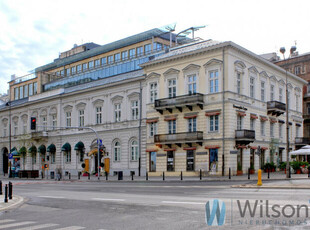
149,152,156,172
167,151,174,171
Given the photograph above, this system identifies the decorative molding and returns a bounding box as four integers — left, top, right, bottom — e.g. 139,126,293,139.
163,68,180,76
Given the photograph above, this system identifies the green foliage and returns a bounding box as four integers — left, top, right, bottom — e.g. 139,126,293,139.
279,162,287,170
250,163,254,170
263,162,276,170
237,162,242,171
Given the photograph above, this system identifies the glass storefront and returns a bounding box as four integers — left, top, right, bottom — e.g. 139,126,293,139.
167,151,174,171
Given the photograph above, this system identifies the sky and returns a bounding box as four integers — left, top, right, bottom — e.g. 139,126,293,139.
0,0,309,95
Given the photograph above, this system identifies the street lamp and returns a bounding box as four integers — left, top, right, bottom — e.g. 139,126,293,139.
279,46,296,179
5,101,12,178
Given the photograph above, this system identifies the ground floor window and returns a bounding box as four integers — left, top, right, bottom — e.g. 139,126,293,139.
250,149,255,168
32,152,36,164
51,152,56,164
279,149,283,162
186,150,195,171
260,150,265,169
209,149,218,171
167,151,174,171
65,151,71,163
237,149,243,171
149,152,156,172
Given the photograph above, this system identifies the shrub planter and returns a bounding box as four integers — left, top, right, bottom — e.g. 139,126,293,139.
237,170,243,176
249,169,255,174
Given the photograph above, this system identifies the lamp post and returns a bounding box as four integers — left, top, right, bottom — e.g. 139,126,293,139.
5,101,12,178
280,46,296,179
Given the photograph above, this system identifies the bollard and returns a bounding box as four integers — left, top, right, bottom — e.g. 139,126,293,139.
200,169,202,180
248,168,250,180
181,171,183,181
163,172,165,181
78,172,80,180
88,173,90,180
4,184,8,203
8,182,12,200
0,180,2,195
289,167,291,178
146,172,148,181
131,172,134,181
257,169,262,186
229,168,231,179
268,167,270,179
105,171,108,181
69,173,71,180
41,171,43,179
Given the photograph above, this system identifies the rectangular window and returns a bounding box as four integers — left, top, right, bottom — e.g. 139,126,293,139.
150,82,158,103
261,81,265,101
188,117,197,132
19,86,23,99
82,63,88,71
250,77,255,98
186,150,195,171
250,119,255,131
14,87,19,100
270,123,274,137
77,65,82,73
187,74,197,95
295,66,301,75
95,59,100,67
121,51,128,60
209,70,219,93
129,48,136,58
60,70,64,76
88,61,94,69
270,85,274,101
101,57,107,65
168,120,176,134
114,53,120,62
3,128,6,137
107,55,113,64
65,151,71,163
149,122,157,137
13,121,18,135
131,100,139,120
168,79,176,98
29,84,33,96
42,116,47,131
279,88,283,102
66,112,71,127
137,46,143,56
237,73,241,94
144,44,151,54
78,110,84,127
260,121,265,136
51,153,55,164
34,82,37,94
279,124,283,138
65,68,70,76
71,66,76,75
52,115,57,130
96,106,102,124
210,115,219,132
154,42,162,51
24,85,28,98
296,95,299,111
114,103,121,122
237,116,243,130
23,123,27,134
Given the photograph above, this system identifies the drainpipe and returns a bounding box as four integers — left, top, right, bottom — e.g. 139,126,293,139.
222,48,225,176
138,80,142,176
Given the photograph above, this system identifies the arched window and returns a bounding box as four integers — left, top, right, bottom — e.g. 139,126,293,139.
114,141,121,161
131,140,138,161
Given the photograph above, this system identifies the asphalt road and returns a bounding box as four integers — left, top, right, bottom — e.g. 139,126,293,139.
1,179,310,230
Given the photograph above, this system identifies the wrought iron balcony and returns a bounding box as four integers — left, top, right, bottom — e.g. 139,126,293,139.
154,131,203,145
295,137,310,146
154,93,204,114
235,129,255,145
267,101,286,116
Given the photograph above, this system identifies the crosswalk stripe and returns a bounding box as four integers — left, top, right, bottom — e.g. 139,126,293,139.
0,221,36,229
15,223,59,230
0,219,14,224
54,227,85,230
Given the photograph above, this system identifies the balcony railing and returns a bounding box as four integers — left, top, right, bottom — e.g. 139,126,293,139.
235,129,255,145
267,101,286,116
154,93,204,113
154,131,203,144
295,137,310,145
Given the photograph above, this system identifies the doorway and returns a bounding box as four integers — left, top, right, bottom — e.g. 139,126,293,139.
209,149,218,171
250,149,255,168
260,150,265,169
237,149,243,170
2,148,8,174
167,151,174,171
186,150,195,171
149,152,156,172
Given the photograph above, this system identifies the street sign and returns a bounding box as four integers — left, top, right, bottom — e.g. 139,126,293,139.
8,153,13,160
97,139,103,147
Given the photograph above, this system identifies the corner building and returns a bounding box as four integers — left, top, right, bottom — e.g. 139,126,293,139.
142,40,306,176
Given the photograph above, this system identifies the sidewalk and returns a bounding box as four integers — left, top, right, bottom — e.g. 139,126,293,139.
0,194,23,211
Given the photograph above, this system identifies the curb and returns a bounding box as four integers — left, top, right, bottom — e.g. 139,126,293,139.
231,184,310,189
0,195,24,211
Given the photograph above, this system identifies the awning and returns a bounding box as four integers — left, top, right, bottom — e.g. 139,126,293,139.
19,146,27,155
61,143,71,151
12,150,20,157
250,114,258,119
146,148,158,152
10,147,17,152
47,144,56,153
146,119,158,123
74,141,85,150
38,145,46,154
237,111,246,117
88,149,97,156
205,111,221,116
205,145,220,149
28,145,37,153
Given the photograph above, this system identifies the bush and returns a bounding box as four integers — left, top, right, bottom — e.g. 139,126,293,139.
279,162,287,170
290,161,301,171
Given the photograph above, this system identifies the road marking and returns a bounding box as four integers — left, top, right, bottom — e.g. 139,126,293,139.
16,223,59,230
0,219,14,224
91,198,125,202
54,227,85,230
161,201,205,205
0,221,36,229
38,196,65,199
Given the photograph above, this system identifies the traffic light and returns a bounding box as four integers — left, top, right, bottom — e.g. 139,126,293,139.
30,117,36,130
